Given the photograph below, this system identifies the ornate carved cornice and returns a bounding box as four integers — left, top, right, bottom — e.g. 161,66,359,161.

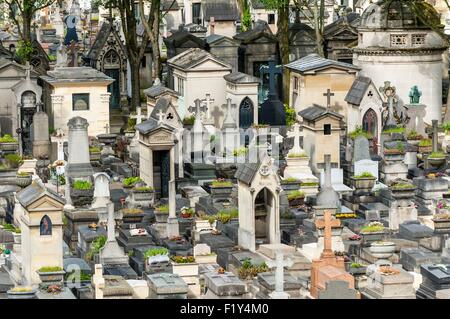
353,46,447,56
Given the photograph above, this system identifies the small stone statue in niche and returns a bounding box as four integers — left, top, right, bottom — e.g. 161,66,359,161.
409,85,422,104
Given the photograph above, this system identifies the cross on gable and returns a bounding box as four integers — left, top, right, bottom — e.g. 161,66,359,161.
323,89,335,109
156,109,165,125
315,210,341,256
260,60,283,96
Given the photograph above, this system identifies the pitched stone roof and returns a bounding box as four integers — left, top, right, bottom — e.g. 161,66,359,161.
164,29,207,48
298,104,343,121
224,72,260,84
235,162,261,185
143,84,178,98
284,53,360,73
203,0,239,21
168,48,232,70
17,180,65,208
40,67,114,84
345,76,372,106
161,0,180,11
86,21,125,61
233,20,277,43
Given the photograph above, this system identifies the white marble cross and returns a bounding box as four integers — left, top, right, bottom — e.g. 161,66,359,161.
221,98,237,127
201,94,215,120
286,122,304,155
266,251,294,299
104,123,110,134
156,109,165,125
189,99,208,119
131,107,147,125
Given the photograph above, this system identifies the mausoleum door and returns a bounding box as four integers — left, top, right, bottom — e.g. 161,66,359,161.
153,150,170,198
239,97,254,129
362,108,378,155
254,188,272,245
105,68,120,110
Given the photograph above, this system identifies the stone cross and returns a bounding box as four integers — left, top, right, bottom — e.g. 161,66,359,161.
315,210,340,257
266,251,294,299
286,122,304,155
106,202,115,242
92,264,105,299
432,119,439,152
323,89,335,109
221,98,237,127
188,99,207,119
156,109,165,125
379,81,397,129
104,123,109,134
260,60,283,97
131,107,147,125
201,94,214,121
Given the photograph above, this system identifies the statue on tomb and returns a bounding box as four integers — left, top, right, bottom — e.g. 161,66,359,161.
56,36,67,67
409,85,422,104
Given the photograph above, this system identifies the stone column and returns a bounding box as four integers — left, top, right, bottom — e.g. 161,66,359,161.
32,111,51,158
66,116,93,178
167,147,179,238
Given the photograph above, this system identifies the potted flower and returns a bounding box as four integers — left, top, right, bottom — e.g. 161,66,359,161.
390,181,416,199
427,151,447,168
238,258,269,280
7,286,37,299
349,262,367,275
89,146,102,161
0,134,19,152
70,179,94,206
144,247,170,270
16,171,32,187
350,172,376,189
180,207,195,219
154,204,169,223
36,266,66,283
418,139,432,153
287,190,305,207
171,255,198,277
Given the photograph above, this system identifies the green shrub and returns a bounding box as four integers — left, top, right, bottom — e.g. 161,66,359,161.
429,152,446,158
350,262,364,268
73,180,93,190
238,258,268,279
38,266,63,272
407,130,422,140
419,139,432,147
382,126,405,134
353,172,375,179
284,104,296,127
89,146,101,153
123,176,142,187
144,248,169,259
211,179,233,187
360,222,384,233
441,122,450,132
2,223,20,233
155,204,169,213
5,154,23,169
127,116,136,130
171,255,195,263
287,190,305,200
183,115,195,125
348,126,372,139
86,235,107,261
0,134,17,143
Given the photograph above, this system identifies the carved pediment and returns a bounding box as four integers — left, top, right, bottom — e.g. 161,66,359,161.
148,128,175,145
27,195,64,212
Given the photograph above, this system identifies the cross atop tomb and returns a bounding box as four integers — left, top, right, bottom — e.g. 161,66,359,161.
188,99,207,118
156,109,165,125
315,210,341,258
201,94,214,120
286,122,304,155
104,123,109,134
266,251,294,298
131,107,147,125
323,89,335,109
260,60,282,97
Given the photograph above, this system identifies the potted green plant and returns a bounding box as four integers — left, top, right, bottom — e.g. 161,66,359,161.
124,115,136,137
144,248,170,270
360,221,386,244
154,204,169,223
130,186,154,206
37,266,65,283
3,224,22,243
287,190,305,207
120,208,145,224
350,172,376,189
406,130,423,145
7,286,37,299
381,126,405,140
171,255,198,277
89,146,102,161
390,181,416,199
16,171,32,187
0,134,19,152
418,139,432,153
180,207,195,219
4,154,23,169
238,259,269,280
86,235,106,262
209,178,233,196
349,262,367,275
122,176,142,189
70,179,94,206
427,152,447,168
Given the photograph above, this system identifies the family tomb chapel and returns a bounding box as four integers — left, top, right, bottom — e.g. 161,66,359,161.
16,180,65,285
235,153,281,252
